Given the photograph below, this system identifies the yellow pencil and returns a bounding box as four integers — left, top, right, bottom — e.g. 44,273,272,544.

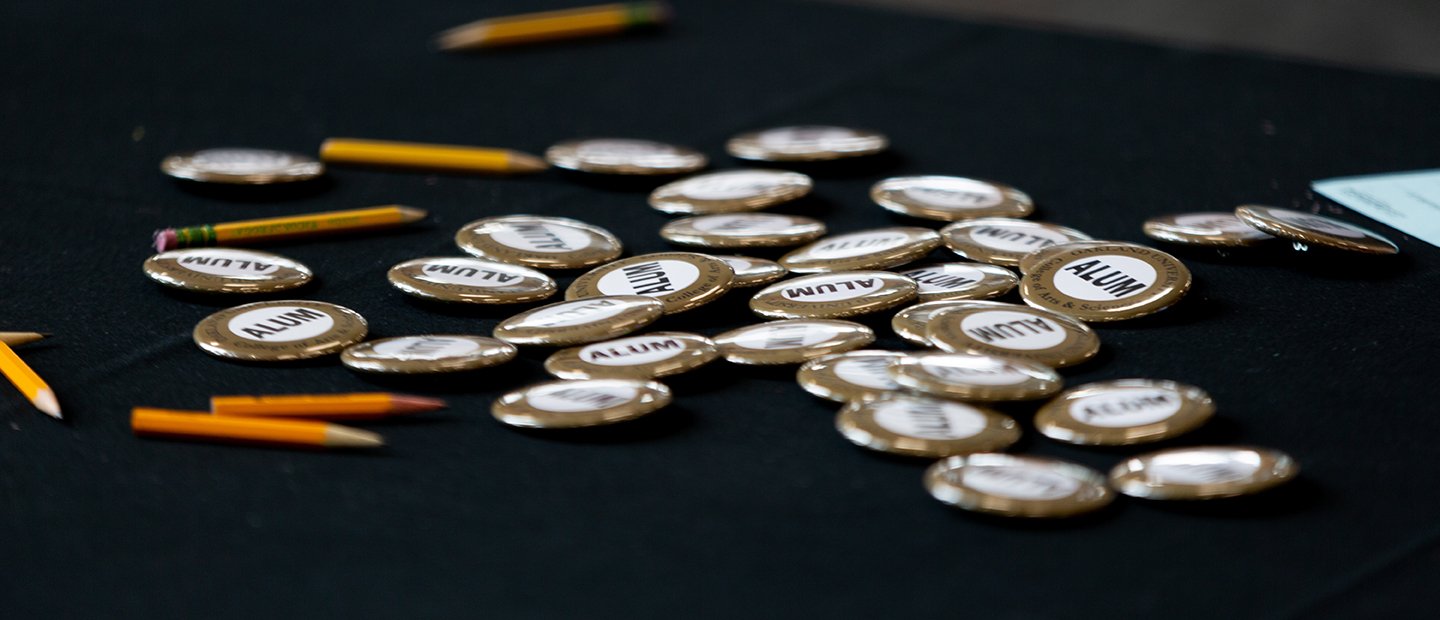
0,332,47,347
0,341,60,419
153,204,426,251
211,393,447,420
320,138,548,175
132,408,383,449
436,1,670,51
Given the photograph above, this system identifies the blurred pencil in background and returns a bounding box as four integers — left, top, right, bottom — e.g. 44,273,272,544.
132,408,383,450
320,138,547,175
436,1,670,51
211,393,446,420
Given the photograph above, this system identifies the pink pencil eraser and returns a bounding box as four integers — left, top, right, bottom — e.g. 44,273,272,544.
153,229,177,252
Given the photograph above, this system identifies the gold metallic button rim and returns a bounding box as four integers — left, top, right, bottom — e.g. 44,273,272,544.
659,212,827,248
543,331,719,380
889,353,1062,402
779,226,942,273
1034,378,1215,446
896,261,1018,302
1020,243,1192,322
340,335,517,374
1142,212,1274,247
143,248,313,294
648,169,813,214
716,255,788,288
455,214,624,270
714,319,875,365
924,453,1114,518
796,350,910,402
940,217,1093,267
545,138,707,175
836,394,1021,458
565,252,734,314
387,256,557,304
493,295,665,346
160,148,324,184
891,300,979,347
871,175,1034,221
924,300,1101,368
1234,204,1398,255
1109,445,1299,500
749,270,918,319
725,125,888,162
492,379,673,428
193,299,369,362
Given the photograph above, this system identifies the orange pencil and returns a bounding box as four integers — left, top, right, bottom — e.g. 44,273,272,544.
211,393,446,420
0,341,60,419
132,407,383,449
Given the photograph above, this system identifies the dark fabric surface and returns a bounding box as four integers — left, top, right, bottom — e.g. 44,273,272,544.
3,1,1439,618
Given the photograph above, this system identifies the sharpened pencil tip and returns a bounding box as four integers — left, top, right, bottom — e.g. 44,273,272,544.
325,426,385,449
509,152,550,173
33,389,61,420
390,394,449,413
396,206,429,223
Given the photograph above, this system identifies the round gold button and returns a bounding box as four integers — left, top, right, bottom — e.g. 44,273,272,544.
889,353,1062,402
892,300,974,347
925,454,1114,518
715,319,875,365
1034,379,1215,446
193,300,368,362
837,394,1021,458
340,335,517,374
1142,212,1274,247
716,255,788,288
1109,446,1299,500
455,215,623,270
161,148,324,184
544,332,718,380
649,169,812,214
779,227,941,273
726,125,887,162
387,256,556,304
1020,242,1191,322
565,252,734,314
1235,205,1398,254
144,248,313,294
896,262,1017,302
940,218,1092,267
796,350,909,402
492,379,672,428
545,138,707,175
924,300,1100,368
659,213,826,248
871,176,1033,221
493,296,665,346
749,271,917,319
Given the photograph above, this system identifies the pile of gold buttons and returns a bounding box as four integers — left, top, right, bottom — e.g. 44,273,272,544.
566,252,734,314
715,320,874,365
749,271,917,319
193,300,368,362
340,335,517,374
726,125,888,162
545,138,707,175
456,215,623,270
659,213,826,248
649,169,813,214
160,147,324,184
1235,205,1399,254
780,227,940,273
544,332,719,380
387,256,556,304
144,248,313,294
872,176,1033,221
492,379,672,428
493,296,664,346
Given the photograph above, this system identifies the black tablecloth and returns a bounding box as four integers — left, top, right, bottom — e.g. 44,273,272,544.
4,1,1439,617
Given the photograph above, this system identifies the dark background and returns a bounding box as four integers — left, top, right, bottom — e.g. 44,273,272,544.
2,1,1438,618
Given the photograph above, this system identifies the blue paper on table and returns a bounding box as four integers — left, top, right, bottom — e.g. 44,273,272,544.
1312,169,1440,248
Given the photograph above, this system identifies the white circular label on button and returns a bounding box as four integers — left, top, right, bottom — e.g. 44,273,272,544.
1052,254,1157,301
227,306,335,342
490,222,594,253
962,464,1080,500
903,178,1003,209
901,264,988,293
526,383,639,413
413,258,532,288
527,299,631,327
691,213,794,234
779,273,884,303
958,310,1067,350
1174,213,1269,236
807,231,909,259
680,171,783,201
1068,388,1182,428
873,399,986,439
370,336,481,360
920,358,1029,386
1145,452,1262,485
832,356,901,390
596,260,701,297
734,323,843,350
174,249,282,278
580,335,688,367
967,223,1072,253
